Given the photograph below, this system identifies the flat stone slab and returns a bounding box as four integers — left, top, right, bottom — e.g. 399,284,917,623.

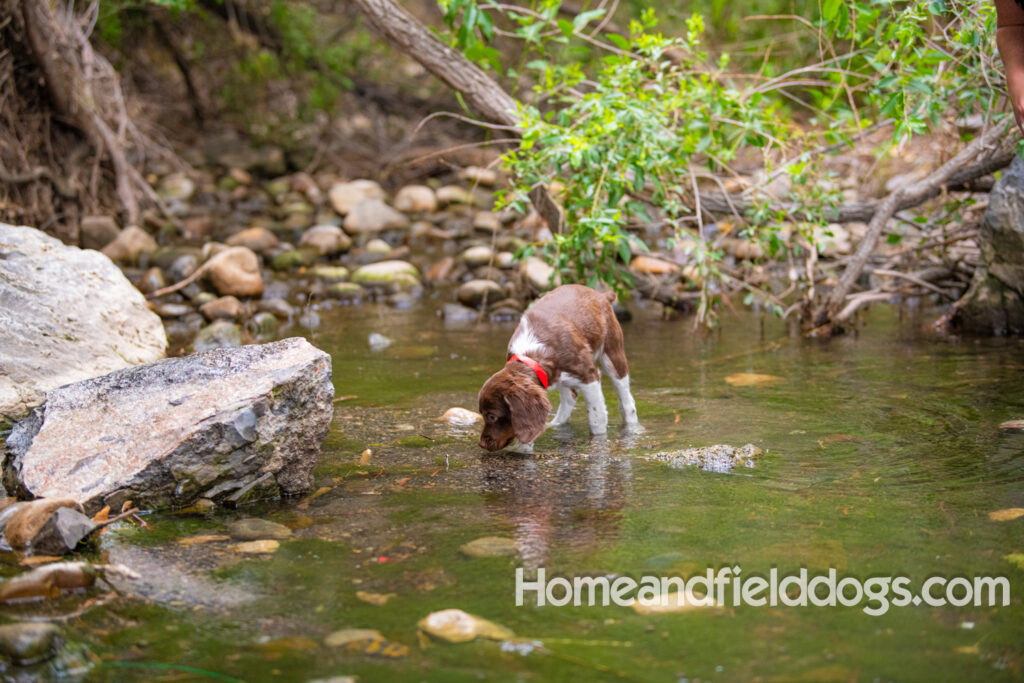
5,338,333,512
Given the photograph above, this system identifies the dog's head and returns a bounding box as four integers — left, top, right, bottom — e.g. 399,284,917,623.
477,366,551,451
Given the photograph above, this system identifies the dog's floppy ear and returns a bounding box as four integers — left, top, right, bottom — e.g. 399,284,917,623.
505,381,551,444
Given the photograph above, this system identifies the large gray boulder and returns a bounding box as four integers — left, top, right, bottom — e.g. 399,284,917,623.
0,224,167,425
5,338,334,512
954,157,1024,334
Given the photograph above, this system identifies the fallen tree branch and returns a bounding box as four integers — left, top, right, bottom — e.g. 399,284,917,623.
351,0,564,233
698,138,1017,224
810,120,1013,332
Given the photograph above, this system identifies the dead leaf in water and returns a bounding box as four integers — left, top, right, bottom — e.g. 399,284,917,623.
988,508,1024,522
724,373,784,387
356,590,397,606
999,419,1024,430
177,534,230,546
91,506,110,523
360,449,373,465
954,645,980,655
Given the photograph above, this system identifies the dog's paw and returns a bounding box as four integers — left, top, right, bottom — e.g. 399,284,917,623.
506,440,535,454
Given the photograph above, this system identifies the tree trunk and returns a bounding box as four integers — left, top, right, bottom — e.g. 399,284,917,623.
351,0,563,232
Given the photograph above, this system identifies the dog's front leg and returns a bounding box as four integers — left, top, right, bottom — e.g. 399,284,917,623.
549,384,577,426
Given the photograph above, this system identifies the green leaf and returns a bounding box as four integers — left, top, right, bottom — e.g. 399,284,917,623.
607,33,630,50
573,8,606,32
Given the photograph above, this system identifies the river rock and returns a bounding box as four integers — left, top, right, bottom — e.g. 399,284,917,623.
0,562,97,604
417,609,514,643
364,237,392,255
1,499,98,555
100,226,158,264
955,156,1024,334
235,539,280,554
458,166,499,186
228,517,293,541
258,298,294,318
351,260,420,287
158,173,196,201
344,199,410,234
193,320,243,351
169,253,200,283
457,279,503,307
520,256,558,292
226,227,279,254
0,623,62,666
442,303,478,323
327,282,364,301
5,338,334,511
426,256,457,283
328,179,385,215
310,265,350,282
645,443,763,474
199,296,243,321
436,185,473,206
324,629,384,648
80,215,120,250
472,211,501,233
440,407,482,425
393,185,438,213
205,246,264,297
461,245,494,268
299,224,352,255
0,224,167,424
248,311,280,337
459,536,517,558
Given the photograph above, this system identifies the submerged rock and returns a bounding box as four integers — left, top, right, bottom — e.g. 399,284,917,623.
644,444,764,474
459,536,518,558
0,622,62,666
5,338,334,511
0,224,167,424
440,407,482,426
418,609,514,643
228,518,292,541
0,562,97,604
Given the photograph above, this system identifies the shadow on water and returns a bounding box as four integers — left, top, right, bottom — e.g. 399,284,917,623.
23,294,1024,681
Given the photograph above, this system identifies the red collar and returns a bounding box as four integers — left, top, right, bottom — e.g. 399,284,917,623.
508,354,549,389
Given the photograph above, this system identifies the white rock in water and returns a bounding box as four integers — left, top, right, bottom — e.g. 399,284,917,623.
417,609,514,643
0,223,167,424
440,407,482,426
5,338,334,512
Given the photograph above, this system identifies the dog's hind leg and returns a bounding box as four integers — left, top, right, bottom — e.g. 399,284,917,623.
600,353,639,427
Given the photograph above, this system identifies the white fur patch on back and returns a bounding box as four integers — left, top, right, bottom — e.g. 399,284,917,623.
509,315,546,357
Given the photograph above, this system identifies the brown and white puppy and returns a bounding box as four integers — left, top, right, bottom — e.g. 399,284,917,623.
478,284,639,451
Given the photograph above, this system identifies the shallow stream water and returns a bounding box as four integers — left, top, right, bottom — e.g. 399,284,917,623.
11,294,1024,682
